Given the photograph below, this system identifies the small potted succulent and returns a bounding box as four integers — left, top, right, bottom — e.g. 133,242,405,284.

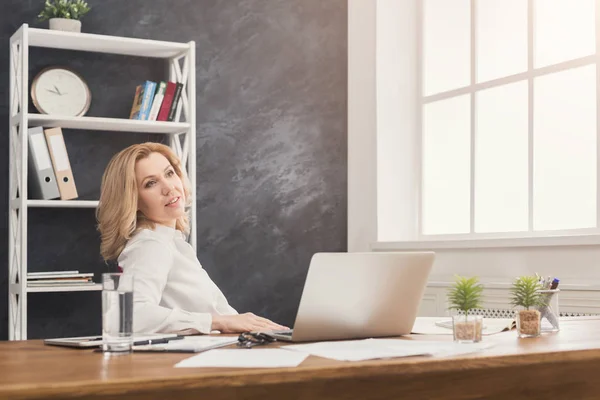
510,275,546,338
38,0,91,33
448,275,484,343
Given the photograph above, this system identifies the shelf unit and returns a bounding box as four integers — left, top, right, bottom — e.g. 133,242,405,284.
8,24,196,340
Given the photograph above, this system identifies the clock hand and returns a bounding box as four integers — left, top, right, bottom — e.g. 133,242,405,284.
53,85,62,95
46,88,58,95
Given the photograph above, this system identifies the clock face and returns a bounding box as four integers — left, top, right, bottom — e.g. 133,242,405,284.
32,67,91,116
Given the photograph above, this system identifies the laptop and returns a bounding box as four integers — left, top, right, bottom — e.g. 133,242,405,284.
263,251,435,342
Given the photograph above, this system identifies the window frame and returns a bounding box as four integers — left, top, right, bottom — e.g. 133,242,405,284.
415,0,600,243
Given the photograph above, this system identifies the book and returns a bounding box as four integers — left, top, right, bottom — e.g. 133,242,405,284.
138,81,157,120
27,270,79,276
167,82,184,121
27,282,97,287
28,273,94,280
129,85,143,119
157,81,177,121
147,81,167,121
173,82,185,122
411,317,516,335
27,279,93,284
134,336,238,353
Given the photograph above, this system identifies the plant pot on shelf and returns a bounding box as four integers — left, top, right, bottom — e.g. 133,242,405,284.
49,18,81,32
452,314,483,343
516,309,541,338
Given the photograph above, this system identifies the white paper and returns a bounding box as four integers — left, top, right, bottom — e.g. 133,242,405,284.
175,349,309,368
411,318,456,335
370,338,494,358
411,317,515,336
282,339,431,361
282,338,493,361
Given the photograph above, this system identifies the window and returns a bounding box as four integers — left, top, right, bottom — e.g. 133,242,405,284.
420,0,598,238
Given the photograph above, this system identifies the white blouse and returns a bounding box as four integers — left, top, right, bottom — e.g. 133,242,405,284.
118,224,237,334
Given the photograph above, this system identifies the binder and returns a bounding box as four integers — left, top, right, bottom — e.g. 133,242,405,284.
43,127,78,200
27,126,60,200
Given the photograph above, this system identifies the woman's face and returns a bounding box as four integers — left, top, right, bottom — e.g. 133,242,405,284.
135,152,186,228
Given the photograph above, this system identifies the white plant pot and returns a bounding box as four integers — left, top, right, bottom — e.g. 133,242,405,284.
49,18,81,33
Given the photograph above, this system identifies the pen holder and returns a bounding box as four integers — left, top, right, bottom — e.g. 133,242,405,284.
536,289,560,333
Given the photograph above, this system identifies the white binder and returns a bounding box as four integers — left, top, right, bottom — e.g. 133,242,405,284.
27,126,60,200
44,127,78,200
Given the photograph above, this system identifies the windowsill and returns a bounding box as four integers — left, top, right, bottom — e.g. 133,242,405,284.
371,234,600,250
425,280,600,291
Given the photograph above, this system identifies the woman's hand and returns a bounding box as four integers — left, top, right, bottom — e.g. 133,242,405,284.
211,312,289,333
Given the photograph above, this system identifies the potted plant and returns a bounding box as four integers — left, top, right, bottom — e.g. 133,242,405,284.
447,275,484,343
38,0,91,33
510,275,546,338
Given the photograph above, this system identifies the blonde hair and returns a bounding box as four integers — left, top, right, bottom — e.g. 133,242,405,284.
96,142,192,262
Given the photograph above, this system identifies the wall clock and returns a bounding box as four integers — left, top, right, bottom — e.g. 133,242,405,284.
31,66,91,117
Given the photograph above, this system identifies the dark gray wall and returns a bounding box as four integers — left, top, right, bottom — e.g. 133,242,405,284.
0,0,347,339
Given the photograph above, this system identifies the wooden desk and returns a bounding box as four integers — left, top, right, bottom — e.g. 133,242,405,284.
2,318,600,400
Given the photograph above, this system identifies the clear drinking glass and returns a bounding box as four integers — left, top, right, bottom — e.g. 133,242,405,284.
102,273,134,353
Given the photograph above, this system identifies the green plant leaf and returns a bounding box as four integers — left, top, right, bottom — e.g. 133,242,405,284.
37,0,91,21
447,275,483,315
510,275,546,310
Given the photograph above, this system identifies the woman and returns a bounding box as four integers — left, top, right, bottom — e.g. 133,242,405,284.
96,142,286,334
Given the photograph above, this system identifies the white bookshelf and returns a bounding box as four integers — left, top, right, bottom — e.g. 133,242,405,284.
28,27,189,58
25,200,99,209
27,114,191,134
11,283,103,293
8,24,197,340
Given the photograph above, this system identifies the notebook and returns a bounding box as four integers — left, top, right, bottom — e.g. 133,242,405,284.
411,317,515,335
132,336,238,353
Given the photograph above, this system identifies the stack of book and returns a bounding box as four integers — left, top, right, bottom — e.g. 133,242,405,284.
27,271,95,288
129,80,184,121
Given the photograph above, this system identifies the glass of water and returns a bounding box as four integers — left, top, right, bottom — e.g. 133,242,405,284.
102,273,134,353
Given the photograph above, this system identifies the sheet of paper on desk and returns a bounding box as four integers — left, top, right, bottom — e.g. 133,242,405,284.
370,339,494,358
282,339,493,361
281,339,431,362
175,349,309,368
411,317,515,336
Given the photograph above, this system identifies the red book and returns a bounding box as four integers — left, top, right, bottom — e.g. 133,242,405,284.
167,83,184,122
157,81,177,121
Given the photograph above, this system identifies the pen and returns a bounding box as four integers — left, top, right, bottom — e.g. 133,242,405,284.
133,336,184,346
